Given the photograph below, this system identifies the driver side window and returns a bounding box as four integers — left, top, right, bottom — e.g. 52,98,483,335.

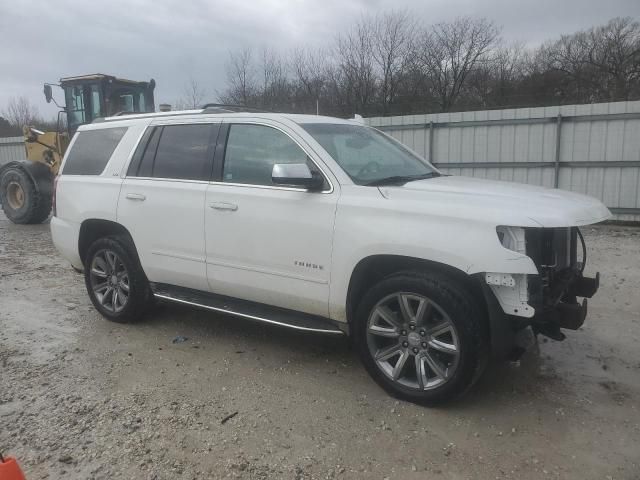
223,124,321,187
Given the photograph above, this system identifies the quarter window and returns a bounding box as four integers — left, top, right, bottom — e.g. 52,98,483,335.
223,124,319,186
63,127,127,175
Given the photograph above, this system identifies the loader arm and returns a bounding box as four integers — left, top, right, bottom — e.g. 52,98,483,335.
23,126,69,175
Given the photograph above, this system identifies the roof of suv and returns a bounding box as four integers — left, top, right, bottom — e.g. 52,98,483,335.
95,110,362,127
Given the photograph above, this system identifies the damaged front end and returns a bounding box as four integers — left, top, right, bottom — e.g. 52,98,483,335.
524,227,599,340
486,226,600,349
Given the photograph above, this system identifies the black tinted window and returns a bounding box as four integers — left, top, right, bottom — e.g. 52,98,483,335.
63,127,127,175
223,124,313,186
152,124,213,181
127,127,159,177
127,127,157,177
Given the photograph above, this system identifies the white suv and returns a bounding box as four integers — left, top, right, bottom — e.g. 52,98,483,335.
51,107,610,404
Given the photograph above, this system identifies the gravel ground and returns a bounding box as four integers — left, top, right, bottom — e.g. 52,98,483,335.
1,212,639,479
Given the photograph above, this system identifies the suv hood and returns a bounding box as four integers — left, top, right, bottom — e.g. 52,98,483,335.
378,175,611,228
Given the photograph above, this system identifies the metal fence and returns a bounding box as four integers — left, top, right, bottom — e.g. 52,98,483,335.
2,101,639,221
367,101,640,222
0,136,25,166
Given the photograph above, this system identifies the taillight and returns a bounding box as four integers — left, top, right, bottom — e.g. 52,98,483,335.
52,175,59,217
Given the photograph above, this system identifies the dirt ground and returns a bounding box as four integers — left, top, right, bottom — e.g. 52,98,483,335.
1,212,639,480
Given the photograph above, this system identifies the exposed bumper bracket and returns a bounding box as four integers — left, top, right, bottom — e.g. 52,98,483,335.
549,298,588,330
569,272,599,298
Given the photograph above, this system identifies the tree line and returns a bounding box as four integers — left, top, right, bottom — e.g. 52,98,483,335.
217,14,640,117
1,13,638,137
0,96,57,137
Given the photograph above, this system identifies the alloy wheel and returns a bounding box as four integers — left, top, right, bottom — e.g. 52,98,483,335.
89,249,130,313
366,292,460,390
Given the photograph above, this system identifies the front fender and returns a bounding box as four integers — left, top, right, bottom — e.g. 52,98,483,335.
328,190,538,321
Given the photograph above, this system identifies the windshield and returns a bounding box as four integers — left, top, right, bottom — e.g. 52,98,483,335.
302,123,437,185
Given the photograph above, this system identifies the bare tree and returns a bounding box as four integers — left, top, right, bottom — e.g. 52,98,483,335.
416,17,500,111
468,42,527,107
0,116,21,136
371,10,415,114
539,30,603,102
176,78,207,109
591,17,640,100
2,96,41,128
542,17,640,102
336,17,377,114
259,48,290,110
219,47,258,106
291,48,329,113
218,14,639,116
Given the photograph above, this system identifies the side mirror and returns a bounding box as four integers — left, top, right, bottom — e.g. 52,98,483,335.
272,163,325,191
44,84,53,103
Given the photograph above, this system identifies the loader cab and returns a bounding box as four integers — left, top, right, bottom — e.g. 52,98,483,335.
56,74,156,134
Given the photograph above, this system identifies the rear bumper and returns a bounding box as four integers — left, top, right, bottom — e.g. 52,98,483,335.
50,216,83,270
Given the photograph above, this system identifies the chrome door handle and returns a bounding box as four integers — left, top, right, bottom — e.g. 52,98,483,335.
209,202,238,211
126,193,146,201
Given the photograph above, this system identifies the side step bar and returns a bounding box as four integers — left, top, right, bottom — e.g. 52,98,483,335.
150,283,346,335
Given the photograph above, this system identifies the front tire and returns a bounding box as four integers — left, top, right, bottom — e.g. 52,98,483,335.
84,235,151,323
354,271,488,405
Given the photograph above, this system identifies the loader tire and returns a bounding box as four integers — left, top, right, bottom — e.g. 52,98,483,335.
0,166,52,224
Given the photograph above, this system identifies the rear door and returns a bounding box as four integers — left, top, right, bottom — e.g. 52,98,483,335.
117,121,219,291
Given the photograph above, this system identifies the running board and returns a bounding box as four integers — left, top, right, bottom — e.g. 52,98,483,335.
150,283,346,335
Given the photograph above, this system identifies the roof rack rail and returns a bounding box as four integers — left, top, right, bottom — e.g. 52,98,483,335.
201,103,271,114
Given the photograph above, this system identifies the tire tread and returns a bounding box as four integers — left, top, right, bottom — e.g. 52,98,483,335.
0,167,50,224
354,270,488,405
84,235,151,323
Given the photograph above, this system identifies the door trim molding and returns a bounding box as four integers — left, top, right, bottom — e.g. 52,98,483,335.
152,250,204,263
206,259,328,284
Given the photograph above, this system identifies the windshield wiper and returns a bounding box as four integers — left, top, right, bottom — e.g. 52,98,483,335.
363,172,440,187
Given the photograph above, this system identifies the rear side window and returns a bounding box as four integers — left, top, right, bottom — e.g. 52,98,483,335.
63,127,127,175
128,124,214,181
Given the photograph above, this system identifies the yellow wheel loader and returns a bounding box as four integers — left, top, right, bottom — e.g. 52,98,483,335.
0,74,156,224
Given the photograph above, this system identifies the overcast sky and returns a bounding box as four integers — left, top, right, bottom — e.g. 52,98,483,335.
1,0,639,118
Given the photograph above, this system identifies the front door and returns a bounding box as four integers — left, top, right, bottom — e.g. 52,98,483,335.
205,122,338,317
118,122,219,291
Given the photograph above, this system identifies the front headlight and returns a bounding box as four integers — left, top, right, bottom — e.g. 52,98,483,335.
496,226,526,254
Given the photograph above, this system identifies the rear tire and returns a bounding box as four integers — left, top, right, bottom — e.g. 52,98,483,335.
354,271,488,406
84,235,151,323
0,167,51,224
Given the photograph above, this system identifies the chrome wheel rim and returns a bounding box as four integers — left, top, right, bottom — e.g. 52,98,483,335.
89,249,130,313
366,292,460,391
7,181,25,210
